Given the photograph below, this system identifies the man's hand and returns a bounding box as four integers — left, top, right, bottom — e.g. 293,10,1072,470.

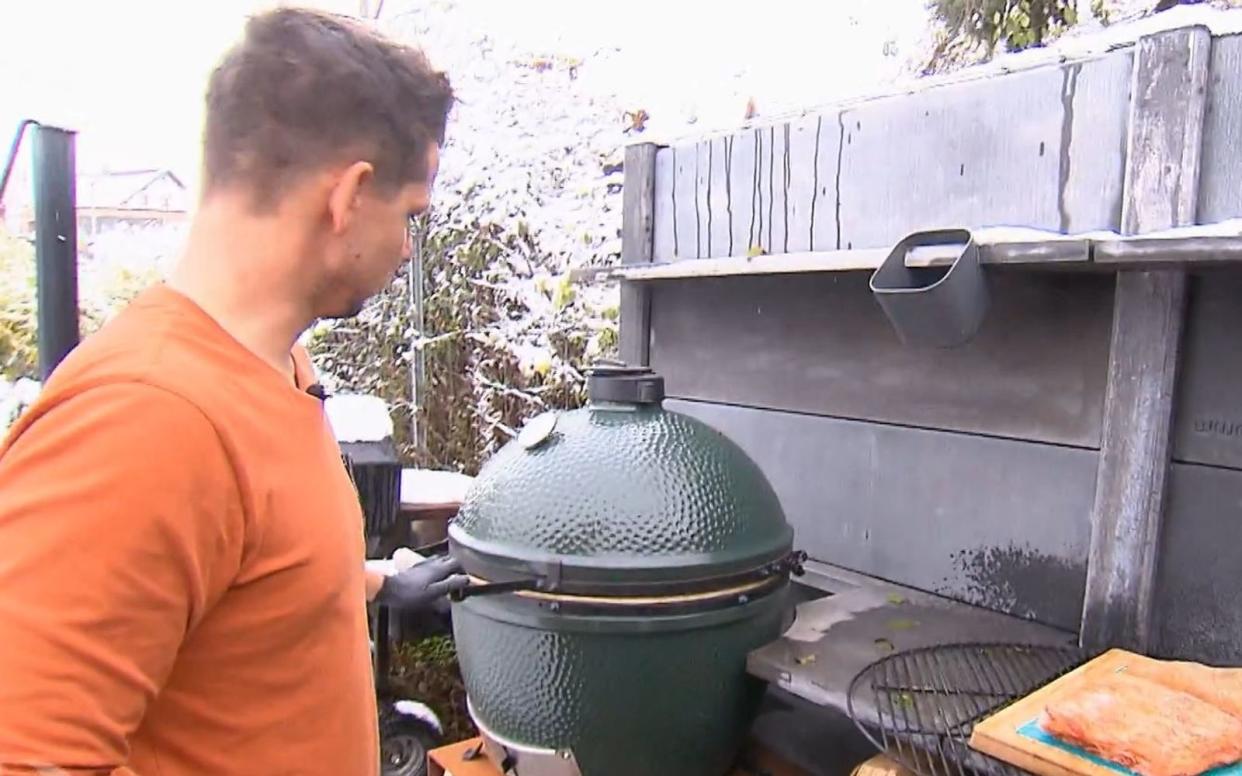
374,554,469,610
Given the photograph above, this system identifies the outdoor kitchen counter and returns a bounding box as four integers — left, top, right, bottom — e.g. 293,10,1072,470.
749,562,1077,729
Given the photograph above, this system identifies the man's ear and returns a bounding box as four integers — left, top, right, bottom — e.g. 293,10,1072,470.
327,161,375,235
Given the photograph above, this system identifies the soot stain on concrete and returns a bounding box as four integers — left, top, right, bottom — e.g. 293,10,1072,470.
948,544,1087,627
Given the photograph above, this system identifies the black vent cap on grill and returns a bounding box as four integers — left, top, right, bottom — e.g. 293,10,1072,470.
585,362,665,404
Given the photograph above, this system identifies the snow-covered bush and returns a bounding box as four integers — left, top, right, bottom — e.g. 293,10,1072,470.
0,376,40,433
308,203,617,474
306,2,637,473
0,225,162,435
0,228,38,379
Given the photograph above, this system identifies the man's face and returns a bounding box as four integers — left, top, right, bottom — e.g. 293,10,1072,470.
316,144,439,319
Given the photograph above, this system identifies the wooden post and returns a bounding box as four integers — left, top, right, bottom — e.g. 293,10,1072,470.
1080,26,1210,653
619,142,659,367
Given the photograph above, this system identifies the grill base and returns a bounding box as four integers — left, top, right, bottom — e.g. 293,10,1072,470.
468,698,583,776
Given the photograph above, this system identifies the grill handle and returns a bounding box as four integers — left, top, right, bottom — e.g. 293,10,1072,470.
450,578,542,601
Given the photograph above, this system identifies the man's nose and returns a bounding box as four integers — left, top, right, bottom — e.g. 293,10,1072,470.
402,227,414,259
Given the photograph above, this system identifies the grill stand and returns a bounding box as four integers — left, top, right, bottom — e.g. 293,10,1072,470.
466,699,583,776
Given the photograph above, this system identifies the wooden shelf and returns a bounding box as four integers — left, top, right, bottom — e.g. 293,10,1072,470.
582,222,1242,283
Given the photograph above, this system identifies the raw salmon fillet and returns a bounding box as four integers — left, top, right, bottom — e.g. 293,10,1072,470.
1040,672,1242,776
1122,655,1242,721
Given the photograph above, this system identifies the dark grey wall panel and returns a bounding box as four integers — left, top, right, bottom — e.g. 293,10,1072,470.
650,272,1114,448
1172,272,1242,470
1155,463,1242,664
667,399,1095,631
835,52,1131,249
1199,34,1242,223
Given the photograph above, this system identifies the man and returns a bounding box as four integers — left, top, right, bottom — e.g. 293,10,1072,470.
0,8,462,774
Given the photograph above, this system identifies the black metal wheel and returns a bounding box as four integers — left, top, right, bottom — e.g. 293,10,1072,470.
379,713,434,776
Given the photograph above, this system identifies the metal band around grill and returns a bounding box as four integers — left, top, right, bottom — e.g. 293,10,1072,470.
458,573,787,616
450,546,805,615
448,526,801,599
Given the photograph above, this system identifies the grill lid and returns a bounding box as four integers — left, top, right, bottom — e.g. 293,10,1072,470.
449,364,794,597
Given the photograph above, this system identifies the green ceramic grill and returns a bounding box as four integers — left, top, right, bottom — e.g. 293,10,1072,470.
449,364,802,776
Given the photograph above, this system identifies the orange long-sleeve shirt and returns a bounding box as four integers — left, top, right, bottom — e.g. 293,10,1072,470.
0,285,378,775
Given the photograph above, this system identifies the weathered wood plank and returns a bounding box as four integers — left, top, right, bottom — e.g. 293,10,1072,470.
1080,26,1210,653
604,238,1092,281
587,230,1242,283
784,116,820,253
1197,32,1242,223
651,147,676,262
1081,273,1188,650
812,112,841,252
615,249,892,280
726,131,757,259
673,144,697,259
750,127,771,255
767,123,789,255
694,140,710,259
706,136,732,258
618,143,658,367
1121,29,1211,235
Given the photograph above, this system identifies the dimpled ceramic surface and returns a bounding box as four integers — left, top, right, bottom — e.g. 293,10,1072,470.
452,404,792,583
452,398,796,774
453,589,790,776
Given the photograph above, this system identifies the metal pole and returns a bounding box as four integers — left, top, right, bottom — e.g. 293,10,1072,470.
0,120,36,206
409,229,426,453
32,125,79,380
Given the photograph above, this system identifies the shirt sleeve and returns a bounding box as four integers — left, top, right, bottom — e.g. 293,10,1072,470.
0,382,246,773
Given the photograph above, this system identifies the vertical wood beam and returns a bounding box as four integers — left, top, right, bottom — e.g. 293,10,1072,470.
1081,26,1211,652
619,142,659,367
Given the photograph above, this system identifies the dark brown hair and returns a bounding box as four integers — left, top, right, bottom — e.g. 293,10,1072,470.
202,7,453,210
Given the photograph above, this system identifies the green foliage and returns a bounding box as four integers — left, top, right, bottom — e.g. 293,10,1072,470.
930,0,1079,53
0,230,38,379
0,226,163,383
390,634,474,741
924,0,1102,72
395,634,458,669
308,203,618,474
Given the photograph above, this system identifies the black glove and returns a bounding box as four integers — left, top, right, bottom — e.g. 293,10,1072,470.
375,554,470,610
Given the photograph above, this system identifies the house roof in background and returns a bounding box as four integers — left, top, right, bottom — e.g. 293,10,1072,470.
77,169,186,210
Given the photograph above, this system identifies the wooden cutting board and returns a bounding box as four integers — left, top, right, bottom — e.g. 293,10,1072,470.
969,649,1242,776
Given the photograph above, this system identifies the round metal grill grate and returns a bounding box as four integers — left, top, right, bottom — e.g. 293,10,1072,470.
847,643,1094,776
